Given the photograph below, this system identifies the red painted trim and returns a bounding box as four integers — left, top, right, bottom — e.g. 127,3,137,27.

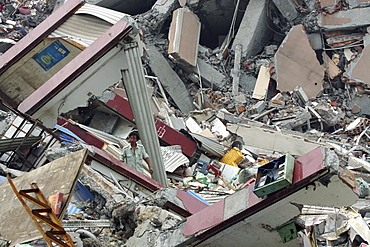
57,116,105,149
105,93,198,157
18,20,132,114
176,189,209,215
106,94,135,122
182,198,225,236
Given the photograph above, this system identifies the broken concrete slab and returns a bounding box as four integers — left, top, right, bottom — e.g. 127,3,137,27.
318,7,370,31
145,45,195,114
275,24,325,98
348,0,370,8
227,123,324,156
232,0,273,59
0,149,88,245
168,8,200,67
352,95,370,115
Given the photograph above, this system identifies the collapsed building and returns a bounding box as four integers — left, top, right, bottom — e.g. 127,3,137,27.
1,0,370,246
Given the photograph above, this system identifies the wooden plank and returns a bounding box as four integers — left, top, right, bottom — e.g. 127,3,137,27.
252,65,270,100
0,149,88,246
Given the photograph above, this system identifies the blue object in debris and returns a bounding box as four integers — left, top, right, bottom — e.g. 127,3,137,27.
186,190,211,206
73,181,95,202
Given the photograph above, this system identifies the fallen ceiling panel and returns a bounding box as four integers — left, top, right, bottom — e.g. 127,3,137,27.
0,148,88,246
275,25,325,98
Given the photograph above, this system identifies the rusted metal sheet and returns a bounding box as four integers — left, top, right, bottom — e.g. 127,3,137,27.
104,93,198,158
18,20,132,115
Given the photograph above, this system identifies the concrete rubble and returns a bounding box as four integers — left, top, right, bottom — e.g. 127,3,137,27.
2,0,370,246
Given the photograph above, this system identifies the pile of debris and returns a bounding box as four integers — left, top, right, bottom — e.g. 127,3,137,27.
0,0,54,53
3,0,370,246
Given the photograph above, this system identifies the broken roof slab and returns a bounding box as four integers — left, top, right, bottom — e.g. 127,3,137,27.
275,24,325,98
232,0,273,58
0,149,88,245
49,3,129,47
318,7,370,31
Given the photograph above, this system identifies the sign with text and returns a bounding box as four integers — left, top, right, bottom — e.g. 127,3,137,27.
34,40,70,71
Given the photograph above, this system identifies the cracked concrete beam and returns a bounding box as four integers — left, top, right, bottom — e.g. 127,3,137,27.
232,0,273,59
145,45,195,114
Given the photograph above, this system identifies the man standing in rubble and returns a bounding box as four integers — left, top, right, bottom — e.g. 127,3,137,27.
120,131,154,175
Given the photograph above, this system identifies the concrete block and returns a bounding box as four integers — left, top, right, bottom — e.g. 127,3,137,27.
168,8,201,67
239,73,257,92
223,188,249,220
307,33,324,50
145,45,195,114
251,101,266,114
232,0,273,58
271,0,298,21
